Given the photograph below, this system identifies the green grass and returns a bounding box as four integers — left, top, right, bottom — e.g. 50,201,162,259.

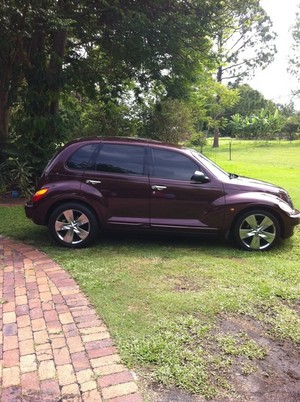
204,139,300,205
1,139,300,399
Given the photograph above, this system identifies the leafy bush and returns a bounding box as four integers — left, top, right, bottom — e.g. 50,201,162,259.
0,159,34,197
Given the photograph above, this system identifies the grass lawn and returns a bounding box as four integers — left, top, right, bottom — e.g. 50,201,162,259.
0,139,300,400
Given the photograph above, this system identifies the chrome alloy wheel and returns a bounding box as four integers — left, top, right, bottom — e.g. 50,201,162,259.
55,208,90,245
237,212,278,251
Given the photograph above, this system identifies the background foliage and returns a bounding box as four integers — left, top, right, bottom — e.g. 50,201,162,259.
0,0,299,193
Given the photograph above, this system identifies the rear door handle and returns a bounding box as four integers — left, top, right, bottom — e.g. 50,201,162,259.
86,180,101,185
151,185,167,191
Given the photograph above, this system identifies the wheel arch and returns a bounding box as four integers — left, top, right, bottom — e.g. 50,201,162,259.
228,205,284,240
45,198,102,228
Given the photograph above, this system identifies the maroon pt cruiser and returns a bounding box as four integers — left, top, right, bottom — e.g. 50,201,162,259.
25,137,300,251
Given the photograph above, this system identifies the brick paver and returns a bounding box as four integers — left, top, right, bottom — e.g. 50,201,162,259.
0,236,143,401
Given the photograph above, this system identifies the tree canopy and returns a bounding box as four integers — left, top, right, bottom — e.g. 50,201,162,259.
0,0,279,183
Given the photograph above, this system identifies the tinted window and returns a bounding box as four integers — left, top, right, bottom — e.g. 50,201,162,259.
93,144,145,175
66,144,98,170
152,149,198,180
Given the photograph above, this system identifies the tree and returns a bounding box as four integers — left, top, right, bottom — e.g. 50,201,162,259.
229,109,285,140
289,5,300,97
192,73,239,140
226,84,276,116
282,114,300,140
211,0,276,146
0,0,224,172
144,98,196,143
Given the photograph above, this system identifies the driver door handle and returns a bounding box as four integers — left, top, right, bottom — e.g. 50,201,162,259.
151,185,167,191
86,180,101,185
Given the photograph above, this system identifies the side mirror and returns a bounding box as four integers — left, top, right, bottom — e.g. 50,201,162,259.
191,170,210,183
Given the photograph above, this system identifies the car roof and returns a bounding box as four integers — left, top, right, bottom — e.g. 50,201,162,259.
67,136,185,150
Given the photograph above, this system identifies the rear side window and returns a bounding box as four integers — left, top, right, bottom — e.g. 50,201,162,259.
92,144,145,175
151,148,198,180
66,144,98,170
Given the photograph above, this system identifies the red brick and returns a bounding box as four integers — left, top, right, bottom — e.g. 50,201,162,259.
33,329,49,344
3,349,19,367
1,385,22,401
16,304,29,316
98,371,134,388
53,347,71,365
2,366,21,387
15,287,27,296
67,335,84,353
28,299,41,309
40,291,52,302
3,301,16,312
30,307,43,319
3,311,16,324
71,351,91,371
17,314,31,328
101,382,139,400
27,289,39,299
26,282,38,290
51,336,66,349
3,322,18,336
19,339,35,356
47,320,62,334
22,371,40,390
36,346,53,362
40,379,60,400
44,310,58,322
108,394,143,402
85,339,113,350
75,314,99,324
63,323,79,337
32,317,46,331
87,346,117,359
18,326,33,341
41,301,55,311
57,363,76,386
3,335,18,351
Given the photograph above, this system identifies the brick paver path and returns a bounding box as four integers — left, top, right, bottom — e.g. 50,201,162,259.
0,236,143,402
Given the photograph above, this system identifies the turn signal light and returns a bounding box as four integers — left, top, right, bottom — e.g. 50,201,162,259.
32,188,49,203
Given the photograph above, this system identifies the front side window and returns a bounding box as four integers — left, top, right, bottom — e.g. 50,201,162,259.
66,144,98,170
93,144,145,175
151,148,199,180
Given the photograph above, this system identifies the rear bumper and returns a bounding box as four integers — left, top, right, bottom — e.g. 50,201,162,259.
24,201,47,225
24,201,33,219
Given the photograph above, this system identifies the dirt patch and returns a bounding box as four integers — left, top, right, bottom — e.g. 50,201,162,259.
147,315,300,401
0,193,26,206
220,315,300,401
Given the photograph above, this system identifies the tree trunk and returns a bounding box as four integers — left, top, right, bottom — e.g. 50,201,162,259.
0,81,10,153
49,29,67,115
0,100,9,141
212,128,220,148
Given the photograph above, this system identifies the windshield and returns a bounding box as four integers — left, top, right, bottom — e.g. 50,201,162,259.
190,150,231,179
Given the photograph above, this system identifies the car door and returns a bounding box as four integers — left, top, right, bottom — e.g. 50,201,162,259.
149,147,226,232
81,143,150,228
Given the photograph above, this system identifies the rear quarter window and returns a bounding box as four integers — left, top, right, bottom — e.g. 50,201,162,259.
66,144,98,170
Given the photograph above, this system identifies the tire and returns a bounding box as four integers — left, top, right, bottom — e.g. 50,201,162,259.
48,202,99,248
234,209,279,251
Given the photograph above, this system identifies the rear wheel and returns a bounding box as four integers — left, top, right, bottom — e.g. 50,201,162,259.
49,203,98,248
234,210,279,251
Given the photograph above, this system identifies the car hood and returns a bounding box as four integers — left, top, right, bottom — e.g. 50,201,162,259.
224,175,292,205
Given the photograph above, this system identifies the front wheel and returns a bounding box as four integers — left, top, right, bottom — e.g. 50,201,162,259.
234,210,280,251
48,203,99,248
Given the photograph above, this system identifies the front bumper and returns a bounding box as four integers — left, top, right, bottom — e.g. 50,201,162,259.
284,209,300,238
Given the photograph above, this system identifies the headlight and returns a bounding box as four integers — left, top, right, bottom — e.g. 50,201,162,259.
279,201,293,214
